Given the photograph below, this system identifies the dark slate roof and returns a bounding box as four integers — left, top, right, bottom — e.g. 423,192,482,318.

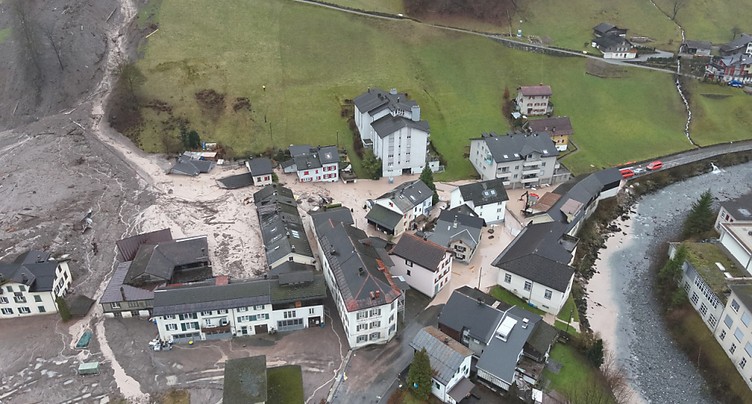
115,229,172,261
0,250,59,293
318,146,339,164
593,22,618,35
153,279,271,316
253,184,295,205
309,206,355,230
124,236,209,284
593,35,634,51
682,39,712,50
721,33,752,53
439,290,504,343
315,220,402,311
410,326,473,385
100,261,156,304
217,172,254,189
353,88,418,115
270,274,327,304
289,144,312,157
518,85,552,97
526,116,573,136
458,179,509,206
223,356,267,404
170,155,214,175
525,321,558,358
268,261,317,278
455,286,511,310
365,204,403,231
377,180,433,213
259,213,313,266
477,306,538,384
294,155,322,170
721,192,752,220
731,284,752,312
494,253,574,293
448,204,482,220
475,133,558,163
390,233,448,272
247,157,273,176
288,145,339,168
429,210,484,249
371,114,430,139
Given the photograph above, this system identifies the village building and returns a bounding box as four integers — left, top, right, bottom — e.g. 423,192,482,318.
410,326,475,403
468,132,561,188
449,178,509,224
254,185,315,270
525,116,573,152
427,208,484,263
389,233,453,298
0,250,72,318
366,179,433,235
282,145,340,183
514,85,553,116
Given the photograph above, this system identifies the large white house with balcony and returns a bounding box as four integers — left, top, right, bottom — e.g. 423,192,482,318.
714,283,752,391
0,250,72,318
310,206,405,348
152,274,326,343
366,179,434,236
353,88,434,177
469,133,559,189
389,233,453,298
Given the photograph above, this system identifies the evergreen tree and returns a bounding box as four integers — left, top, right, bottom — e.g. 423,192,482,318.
361,150,382,180
586,337,605,368
682,190,714,239
419,166,439,205
407,348,432,400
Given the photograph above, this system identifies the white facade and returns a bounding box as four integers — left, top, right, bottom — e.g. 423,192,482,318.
679,262,724,332
468,139,558,187
0,261,71,318
390,253,452,298
433,355,471,403
449,188,507,224
714,288,752,391
296,162,339,183
155,303,324,343
599,49,638,59
497,268,571,315
515,93,551,116
252,174,273,187
317,241,399,348
373,195,432,236
269,253,316,273
719,222,752,275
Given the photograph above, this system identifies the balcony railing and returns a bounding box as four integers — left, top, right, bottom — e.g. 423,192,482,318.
522,168,542,176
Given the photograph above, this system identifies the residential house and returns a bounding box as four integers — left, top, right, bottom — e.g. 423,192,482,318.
705,54,752,84
592,34,637,59
514,85,553,116
428,208,484,263
353,88,432,177
168,154,215,176
449,178,509,224
718,221,752,275
366,179,433,235
310,207,403,348
254,185,315,270
714,192,752,231
494,168,624,315
101,229,213,318
720,33,752,56
389,233,452,298
468,132,561,188
525,116,573,152
0,250,72,318
714,283,752,391
410,326,475,404
438,287,557,392
282,145,340,183
153,274,326,343
592,22,627,38
246,157,274,186
679,40,712,57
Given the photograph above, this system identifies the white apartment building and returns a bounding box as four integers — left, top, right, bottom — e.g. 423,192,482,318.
714,192,752,231
469,132,559,188
353,88,431,177
515,85,552,116
714,284,752,390
449,178,509,224
0,251,72,318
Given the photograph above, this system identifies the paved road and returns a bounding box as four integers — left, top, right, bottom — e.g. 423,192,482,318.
624,139,752,179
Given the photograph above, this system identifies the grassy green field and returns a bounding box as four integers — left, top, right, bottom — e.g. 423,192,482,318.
0,27,10,44
267,365,305,403
557,293,580,323
543,344,606,399
489,285,546,315
653,0,752,44
326,0,403,14
686,80,752,146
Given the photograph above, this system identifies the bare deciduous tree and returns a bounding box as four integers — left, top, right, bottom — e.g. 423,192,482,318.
671,0,686,21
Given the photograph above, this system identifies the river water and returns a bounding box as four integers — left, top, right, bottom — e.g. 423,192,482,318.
589,161,752,404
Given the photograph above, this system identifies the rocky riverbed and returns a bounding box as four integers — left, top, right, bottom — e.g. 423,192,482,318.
590,161,752,404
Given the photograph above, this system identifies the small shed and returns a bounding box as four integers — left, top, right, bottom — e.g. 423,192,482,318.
77,361,100,375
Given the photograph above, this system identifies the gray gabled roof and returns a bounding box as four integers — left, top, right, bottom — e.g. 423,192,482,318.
518,85,552,97
217,172,254,189
315,220,401,311
170,155,214,176
223,356,267,404
288,145,339,167
318,146,340,164
721,191,752,220
682,39,712,50
476,306,539,384
124,236,209,284
474,133,558,163
457,179,509,207
439,290,505,343
376,180,433,213
721,33,752,53
100,261,155,304
365,204,403,231
0,250,59,293
494,252,574,293
593,35,634,51
259,214,313,266
390,234,448,272
309,206,355,230
429,210,484,250
247,157,273,176
253,184,295,205
410,326,473,385
153,279,271,316
353,88,418,115
525,320,558,358
371,114,429,139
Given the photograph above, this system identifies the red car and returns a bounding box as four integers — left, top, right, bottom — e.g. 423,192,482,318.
647,161,663,171
619,168,635,179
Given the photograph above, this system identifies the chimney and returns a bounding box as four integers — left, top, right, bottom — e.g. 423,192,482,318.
375,290,380,299
37,254,42,263
411,105,420,122
291,245,296,252
477,297,483,305
443,337,450,344
21,273,28,283
120,287,126,301
358,267,365,276
453,217,458,229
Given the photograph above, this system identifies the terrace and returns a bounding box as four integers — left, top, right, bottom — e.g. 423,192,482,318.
683,241,748,302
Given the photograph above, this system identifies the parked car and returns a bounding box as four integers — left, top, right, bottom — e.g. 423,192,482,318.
647,161,663,171
729,80,744,88
619,168,635,179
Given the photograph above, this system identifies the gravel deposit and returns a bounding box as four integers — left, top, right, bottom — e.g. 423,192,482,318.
605,162,752,404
